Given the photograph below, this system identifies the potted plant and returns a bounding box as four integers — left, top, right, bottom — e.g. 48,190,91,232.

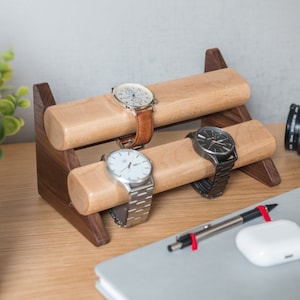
0,48,30,158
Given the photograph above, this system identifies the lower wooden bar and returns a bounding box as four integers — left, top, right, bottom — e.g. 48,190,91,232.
68,120,276,216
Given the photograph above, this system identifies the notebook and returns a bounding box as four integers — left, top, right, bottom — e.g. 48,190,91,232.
95,188,300,300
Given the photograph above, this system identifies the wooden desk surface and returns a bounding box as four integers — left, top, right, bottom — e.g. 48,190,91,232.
1,123,300,300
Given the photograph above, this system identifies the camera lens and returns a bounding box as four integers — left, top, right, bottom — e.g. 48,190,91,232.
285,103,300,154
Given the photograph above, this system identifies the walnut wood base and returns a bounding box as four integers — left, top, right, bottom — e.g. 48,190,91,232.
34,83,109,246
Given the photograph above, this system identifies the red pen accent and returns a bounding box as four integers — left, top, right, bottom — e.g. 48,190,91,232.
190,233,198,251
257,205,272,222
168,204,277,252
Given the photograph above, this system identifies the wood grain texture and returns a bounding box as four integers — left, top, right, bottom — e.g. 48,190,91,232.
1,124,299,300
34,83,109,246
202,48,281,187
44,68,250,150
68,120,276,215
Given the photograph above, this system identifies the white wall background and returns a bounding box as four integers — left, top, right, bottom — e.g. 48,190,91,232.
1,0,299,143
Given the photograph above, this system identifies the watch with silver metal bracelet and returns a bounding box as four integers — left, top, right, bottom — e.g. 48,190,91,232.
106,148,154,227
187,126,238,199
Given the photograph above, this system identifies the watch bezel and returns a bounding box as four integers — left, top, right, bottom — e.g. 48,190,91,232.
106,149,153,187
193,126,235,159
112,83,154,110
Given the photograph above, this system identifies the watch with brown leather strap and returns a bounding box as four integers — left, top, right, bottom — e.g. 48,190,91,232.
112,83,157,149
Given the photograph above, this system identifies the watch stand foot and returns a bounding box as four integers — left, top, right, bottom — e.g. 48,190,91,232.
202,48,281,187
34,82,110,246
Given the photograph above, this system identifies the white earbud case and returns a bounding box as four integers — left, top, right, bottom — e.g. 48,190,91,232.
236,219,300,267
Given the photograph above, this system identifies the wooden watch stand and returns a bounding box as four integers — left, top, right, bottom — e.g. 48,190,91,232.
33,48,281,247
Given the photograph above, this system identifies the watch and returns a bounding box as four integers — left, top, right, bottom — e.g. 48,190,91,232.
187,126,238,199
106,148,154,227
112,83,157,149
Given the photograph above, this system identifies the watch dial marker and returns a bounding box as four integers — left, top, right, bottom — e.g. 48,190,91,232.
113,83,153,108
107,149,152,182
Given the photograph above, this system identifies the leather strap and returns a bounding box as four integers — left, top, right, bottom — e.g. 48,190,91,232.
118,109,154,149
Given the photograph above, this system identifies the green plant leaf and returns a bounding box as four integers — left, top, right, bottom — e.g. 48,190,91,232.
0,148,2,160
1,48,15,61
5,94,16,105
16,85,29,97
14,116,25,127
0,119,5,143
0,61,10,72
17,99,31,108
2,115,21,136
0,99,15,115
0,85,14,93
2,71,13,82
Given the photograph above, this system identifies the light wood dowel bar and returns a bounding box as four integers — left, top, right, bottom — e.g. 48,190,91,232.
68,120,276,215
44,68,250,150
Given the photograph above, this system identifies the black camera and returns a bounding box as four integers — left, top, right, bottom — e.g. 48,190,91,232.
285,103,300,155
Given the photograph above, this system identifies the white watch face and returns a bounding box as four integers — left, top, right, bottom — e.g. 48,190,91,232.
113,83,153,109
107,149,152,184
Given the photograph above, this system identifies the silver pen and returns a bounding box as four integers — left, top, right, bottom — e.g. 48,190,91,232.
167,204,277,252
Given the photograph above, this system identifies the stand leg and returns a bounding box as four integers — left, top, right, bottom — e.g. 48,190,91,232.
202,48,281,186
34,83,110,246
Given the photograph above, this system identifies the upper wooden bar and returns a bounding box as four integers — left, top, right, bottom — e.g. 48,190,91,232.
68,120,276,216
44,68,250,150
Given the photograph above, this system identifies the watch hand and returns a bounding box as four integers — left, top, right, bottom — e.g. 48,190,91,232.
126,88,134,95
125,88,136,100
213,141,227,146
132,162,142,167
214,138,228,144
207,140,216,149
120,161,132,173
120,166,128,173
